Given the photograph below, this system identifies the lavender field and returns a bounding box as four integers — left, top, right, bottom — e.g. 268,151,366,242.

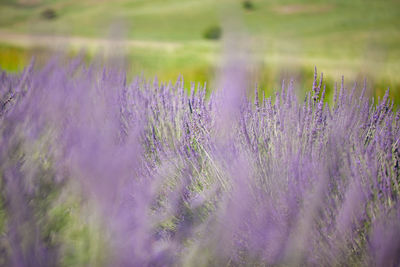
0,56,400,266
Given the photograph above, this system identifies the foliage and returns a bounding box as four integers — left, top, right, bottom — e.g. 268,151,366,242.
0,58,399,266
203,25,222,40
41,8,57,20
242,0,254,10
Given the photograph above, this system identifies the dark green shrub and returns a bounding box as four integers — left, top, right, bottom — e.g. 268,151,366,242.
41,8,57,20
242,0,254,10
203,25,222,40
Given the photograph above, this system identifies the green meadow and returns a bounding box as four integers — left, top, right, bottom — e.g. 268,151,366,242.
1,0,400,101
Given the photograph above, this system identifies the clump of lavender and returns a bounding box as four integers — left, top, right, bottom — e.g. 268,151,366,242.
0,57,399,266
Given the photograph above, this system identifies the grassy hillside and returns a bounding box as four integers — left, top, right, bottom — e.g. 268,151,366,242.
0,0,400,100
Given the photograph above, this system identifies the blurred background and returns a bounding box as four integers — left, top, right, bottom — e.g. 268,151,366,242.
0,0,399,102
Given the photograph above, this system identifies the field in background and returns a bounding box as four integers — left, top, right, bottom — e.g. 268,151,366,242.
1,0,400,102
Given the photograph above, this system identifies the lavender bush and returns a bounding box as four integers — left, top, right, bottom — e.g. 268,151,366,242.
0,57,399,266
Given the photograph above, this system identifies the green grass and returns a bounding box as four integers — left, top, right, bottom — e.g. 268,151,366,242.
0,44,29,71
0,0,400,102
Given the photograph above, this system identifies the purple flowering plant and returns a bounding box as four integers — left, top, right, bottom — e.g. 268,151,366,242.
0,55,399,266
